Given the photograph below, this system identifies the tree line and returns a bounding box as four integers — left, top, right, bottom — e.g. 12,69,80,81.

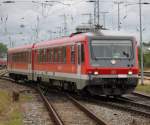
0,43,7,58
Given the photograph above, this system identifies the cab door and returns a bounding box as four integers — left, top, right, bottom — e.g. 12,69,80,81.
77,43,81,77
28,51,32,80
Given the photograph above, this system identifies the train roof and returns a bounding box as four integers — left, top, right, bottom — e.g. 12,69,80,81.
34,30,135,49
8,44,33,53
34,33,89,49
8,30,136,52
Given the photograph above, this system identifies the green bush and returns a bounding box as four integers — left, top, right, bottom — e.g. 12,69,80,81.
138,47,150,68
144,53,150,67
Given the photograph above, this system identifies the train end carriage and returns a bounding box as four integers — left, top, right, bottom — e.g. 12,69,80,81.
32,36,89,89
7,44,34,81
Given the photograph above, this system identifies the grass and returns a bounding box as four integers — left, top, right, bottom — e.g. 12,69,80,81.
0,90,23,125
136,84,150,94
21,93,33,102
0,90,11,115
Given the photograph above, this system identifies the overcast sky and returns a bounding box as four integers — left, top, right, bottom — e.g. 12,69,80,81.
0,0,150,47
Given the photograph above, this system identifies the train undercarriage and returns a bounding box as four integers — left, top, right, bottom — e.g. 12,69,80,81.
9,72,138,96
86,78,138,96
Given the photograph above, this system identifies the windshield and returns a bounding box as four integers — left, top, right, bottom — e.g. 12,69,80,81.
91,40,132,59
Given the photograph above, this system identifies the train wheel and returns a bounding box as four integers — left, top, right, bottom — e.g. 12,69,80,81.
113,95,121,98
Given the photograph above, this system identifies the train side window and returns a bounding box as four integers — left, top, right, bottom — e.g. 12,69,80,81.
49,48,53,63
78,45,81,64
62,47,66,63
34,50,36,62
81,44,84,63
21,52,22,63
43,49,46,63
40,50,42,63
59,47,62,63
78,44,84,64
71,45,75,64
26,52,28,63
24,52,27,63
46,49,49,63
58,48,61,63
13,54,14,62
13,53,16,62
19,53,21,62
29,51,31,63
38,49,42,63
16,53,18,62
54,48,57,63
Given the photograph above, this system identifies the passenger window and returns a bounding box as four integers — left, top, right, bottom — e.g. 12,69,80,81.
38,49,43,63
54,48,57,63
49,48,53,63
58,48,62,63
62,47,66,63
71,45,75,64
81,44,84,63
78,44,84,64
78,45,81,64
43,49,46,63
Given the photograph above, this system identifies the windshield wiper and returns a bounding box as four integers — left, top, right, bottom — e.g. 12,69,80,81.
122,51,129,58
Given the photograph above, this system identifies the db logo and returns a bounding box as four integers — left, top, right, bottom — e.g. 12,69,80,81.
111,70,116,74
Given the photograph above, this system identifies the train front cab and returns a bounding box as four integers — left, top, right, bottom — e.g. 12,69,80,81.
83,36,139,96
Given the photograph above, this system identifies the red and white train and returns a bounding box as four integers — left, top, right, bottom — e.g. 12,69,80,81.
7,30,139,96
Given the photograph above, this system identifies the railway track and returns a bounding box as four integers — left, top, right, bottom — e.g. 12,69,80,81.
139,72,150,80
132,91,150,99
0,77,107,125
112,96,150,117
0,69,7,77
139,72,150,77
0,72,16,83
1,73,150,124
37,86,107,125
79,94,150,118
143,72,150,77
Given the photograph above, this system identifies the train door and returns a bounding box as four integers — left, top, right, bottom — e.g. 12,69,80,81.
77,43,81,78
9,53,13,71
28,51,32,80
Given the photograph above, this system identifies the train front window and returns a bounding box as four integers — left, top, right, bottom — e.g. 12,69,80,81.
91,40,132,59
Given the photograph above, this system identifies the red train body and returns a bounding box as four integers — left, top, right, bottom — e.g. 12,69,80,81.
7,31,139,96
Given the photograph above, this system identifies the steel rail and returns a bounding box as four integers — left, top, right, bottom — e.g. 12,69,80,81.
37,86,64,125
0,76,16,83
82,95,150,118
67,94,108,125
139,72,150,77
103,101,150,117
0,70,8,77
0,76,64,125
115,96,150,111
138,76,150,80
132,91,150,99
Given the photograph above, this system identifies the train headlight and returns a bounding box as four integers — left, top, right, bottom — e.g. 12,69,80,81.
94,71,99,75
128,71,133,75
